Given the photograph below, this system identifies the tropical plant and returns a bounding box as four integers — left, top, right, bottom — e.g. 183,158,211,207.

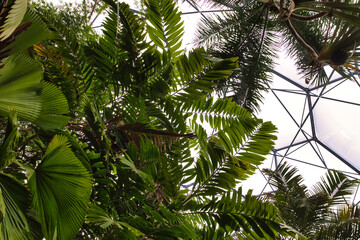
192,0,360,113
0,0,308,238
263,162,360,239
0,1,94,239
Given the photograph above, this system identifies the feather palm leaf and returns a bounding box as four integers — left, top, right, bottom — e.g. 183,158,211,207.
264,162,358,238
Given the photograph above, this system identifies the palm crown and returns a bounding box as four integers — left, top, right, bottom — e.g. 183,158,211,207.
193,0,360,112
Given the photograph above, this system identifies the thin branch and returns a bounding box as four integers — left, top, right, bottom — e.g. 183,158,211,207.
88,0,100,24
178,161,224,209
284,19,319,61
291,12,328,21
16,135,37,149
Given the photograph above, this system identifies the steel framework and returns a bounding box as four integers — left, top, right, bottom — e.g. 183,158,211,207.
258,67,360,202
182,0,360,201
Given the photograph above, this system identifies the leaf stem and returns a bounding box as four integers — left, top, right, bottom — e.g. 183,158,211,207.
284,19,319,62
178,157,225,209
290,12,328,21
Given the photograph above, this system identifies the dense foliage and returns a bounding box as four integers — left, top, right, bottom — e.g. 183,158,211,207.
0,0,359,239
264,162,360,239
0,0,298,239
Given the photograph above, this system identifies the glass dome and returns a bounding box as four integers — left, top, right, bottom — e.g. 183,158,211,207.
178,0,360,202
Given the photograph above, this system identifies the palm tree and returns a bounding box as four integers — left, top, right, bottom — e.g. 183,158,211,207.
263,162,360,239
0,1,92,240
12,0,305,238
193,0,360,112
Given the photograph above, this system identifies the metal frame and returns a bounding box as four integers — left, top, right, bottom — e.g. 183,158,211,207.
178,1,360,200
257,67,360,201
265,68,360,172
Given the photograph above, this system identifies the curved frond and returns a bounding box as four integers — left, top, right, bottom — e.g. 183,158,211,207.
28,135,93,240
145,0,184,60
185,188,297,239
263,161,306,194
314,170,357,205
34,82,69,130
172,48,238,101
0,173,31,240
0,110,19,169
182,119,276,202
103,0,147,58
0,0,27,40
0,53,42,121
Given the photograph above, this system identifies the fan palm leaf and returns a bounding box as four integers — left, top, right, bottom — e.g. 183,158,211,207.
27,135,93,240
0,173,32,240
2,7,50,60
0,0,27,40
0,53,42,122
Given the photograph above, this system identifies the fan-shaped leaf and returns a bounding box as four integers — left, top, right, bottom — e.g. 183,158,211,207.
28,135,93,240
34,82,69,130
0,173,31,240
0,0,27,40
0,53,42,121
5,8,50,57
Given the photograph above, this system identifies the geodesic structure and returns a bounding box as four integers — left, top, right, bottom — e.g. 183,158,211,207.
250,55,360,201
179,0,360,203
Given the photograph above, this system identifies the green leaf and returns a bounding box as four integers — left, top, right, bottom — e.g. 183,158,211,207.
0,0,27,40
0,173,32,240
5,8,51,57
0,53,42,121
0,110,19,169
86,203,122,229
145,0,184,60
28,135,93,240
34,82,70,130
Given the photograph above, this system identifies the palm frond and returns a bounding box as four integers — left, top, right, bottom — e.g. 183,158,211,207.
86,203,145,238
0,0,27,40
172,48,238,101
264,162,358,237
0,173,32,240
263,162,306,194
315,204,360,239
296,1,360,29
145,0,184,60
0,110,18,169
28,135,93,240
185,188,297,239
182,120,276,201
0,53,42,121
313,170,357,205
103,0,147,59
195,3,275,113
